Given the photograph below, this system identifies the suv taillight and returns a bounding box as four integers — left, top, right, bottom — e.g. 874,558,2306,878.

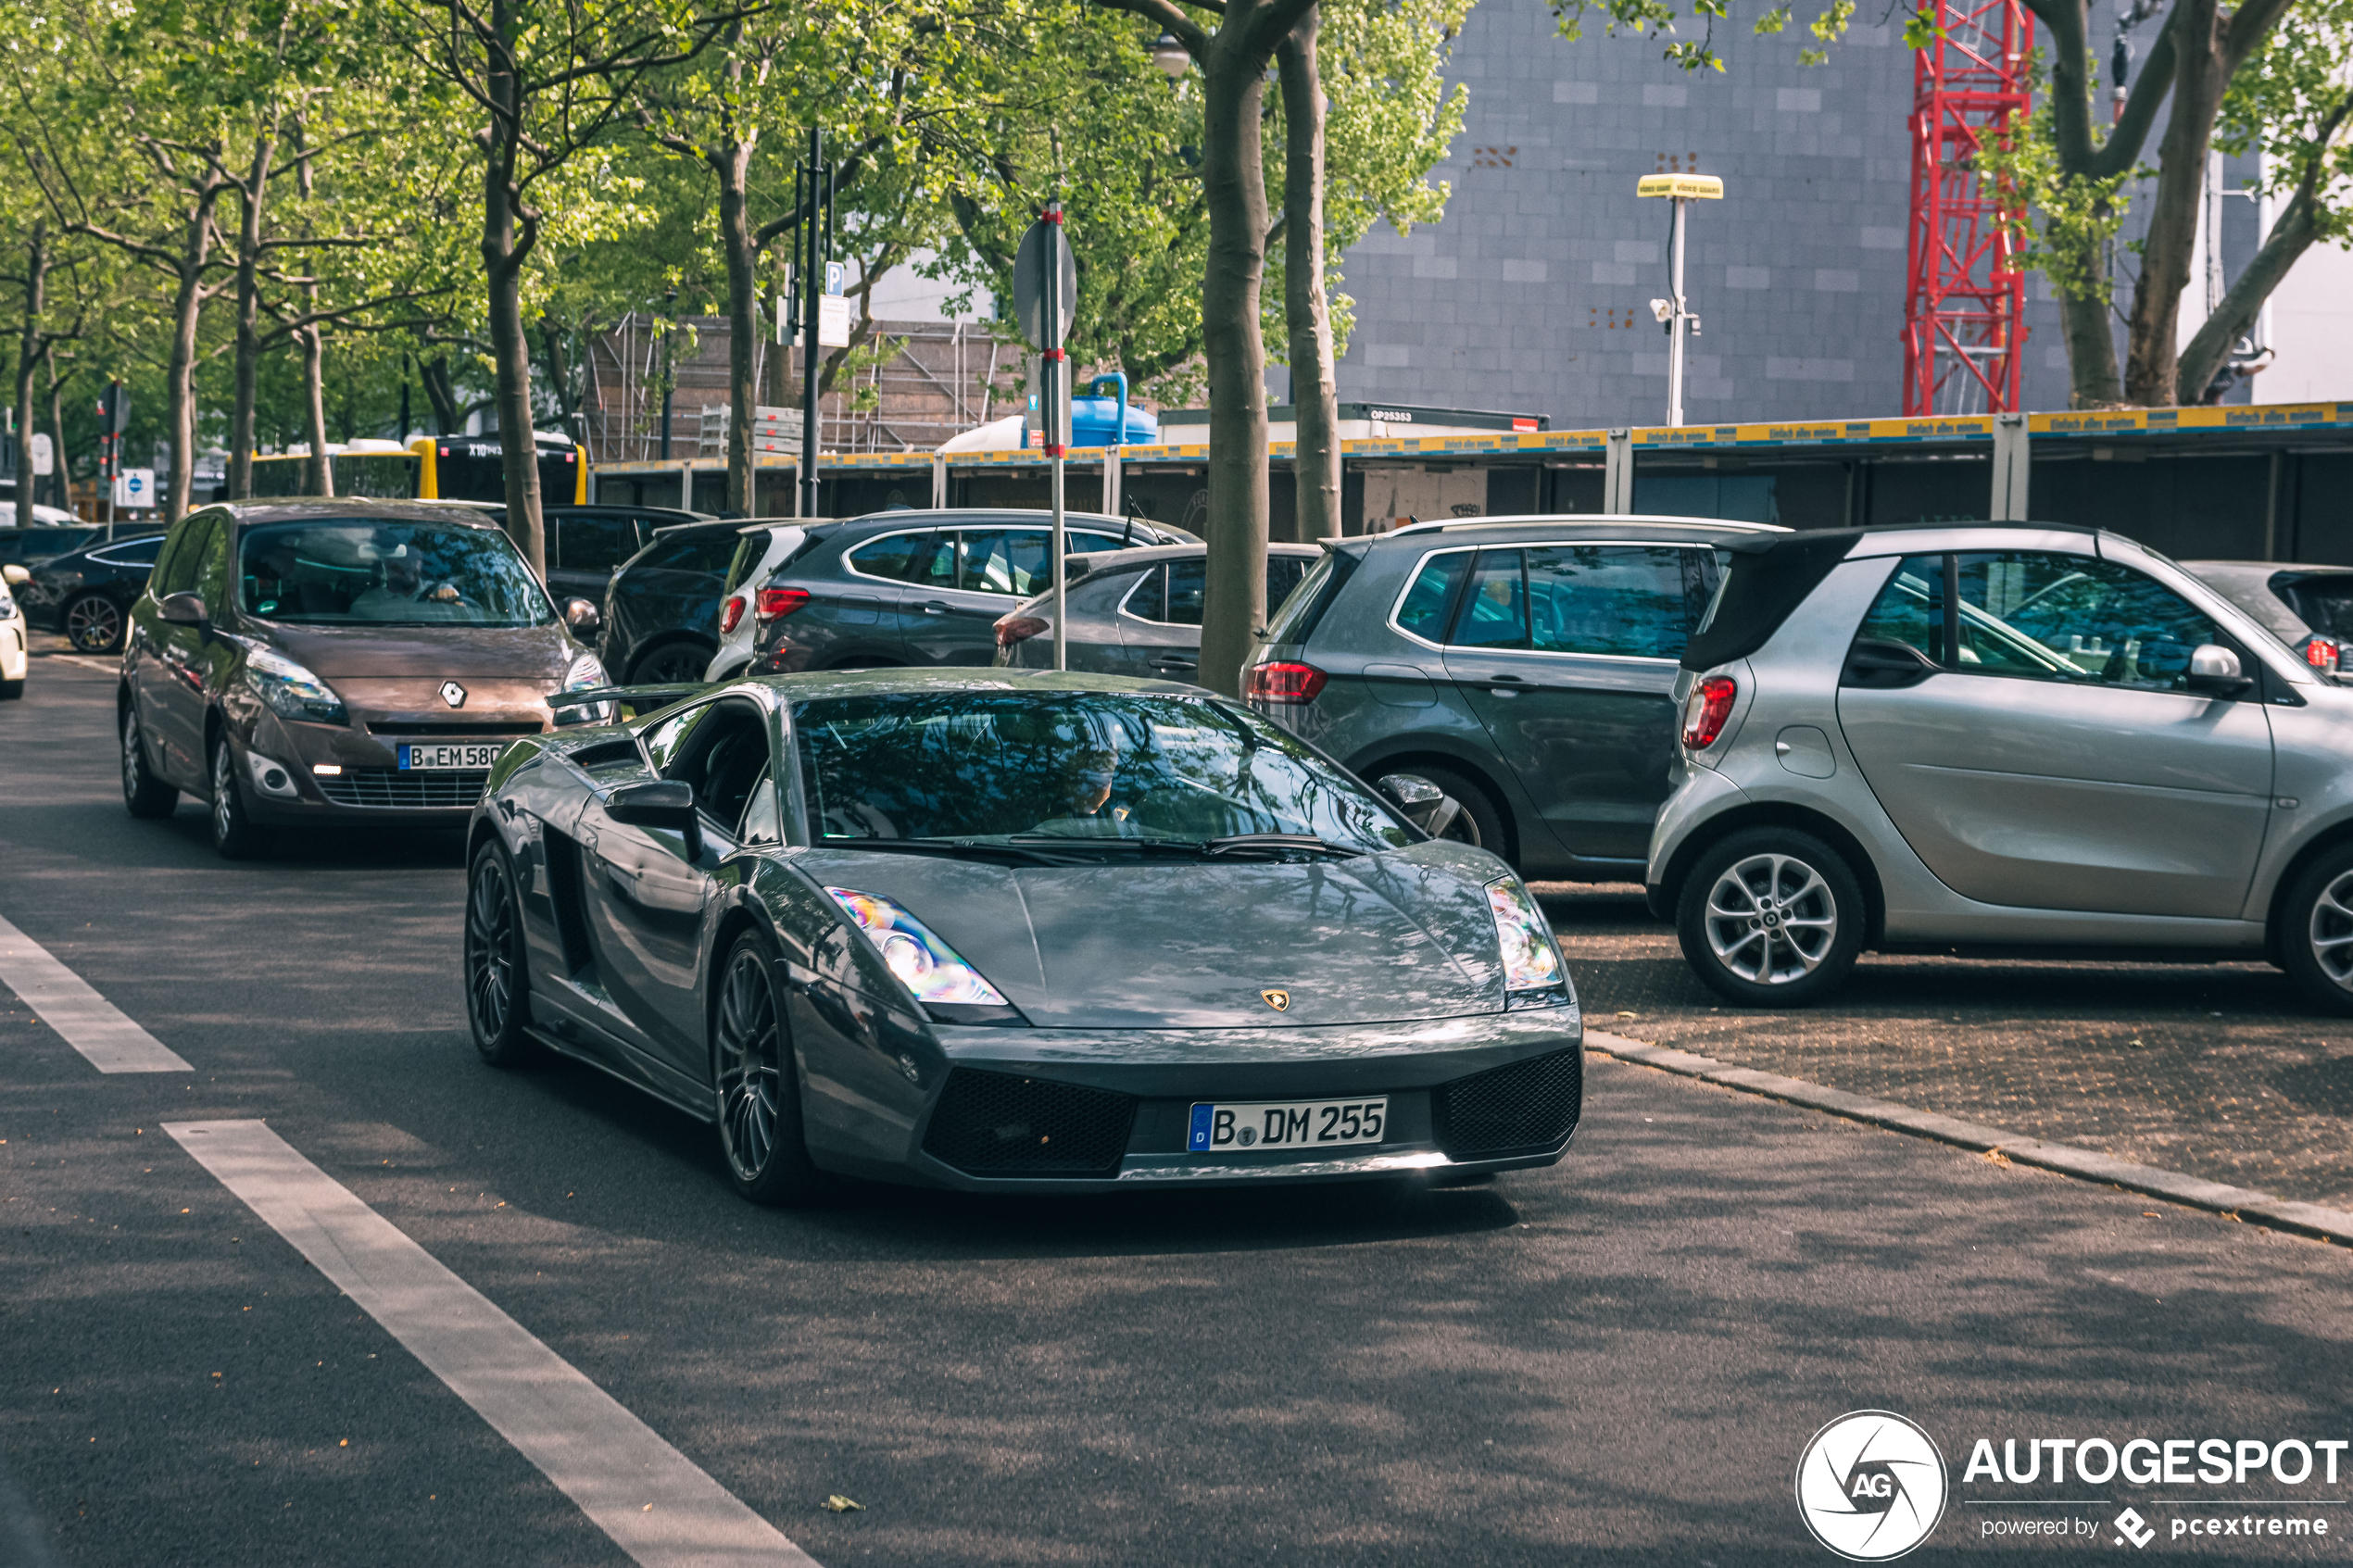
755,587,810,621
1246,661,1328,704
719,595,747,634
1681,675,1737,749
995,614,1048,648
2308,637,2340,674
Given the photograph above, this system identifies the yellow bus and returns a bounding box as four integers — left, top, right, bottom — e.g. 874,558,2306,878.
237,433,588,505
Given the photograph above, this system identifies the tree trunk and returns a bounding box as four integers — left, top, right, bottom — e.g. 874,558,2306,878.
2179,180,2319,402
14,220,46,507
719,137,759,516
2057,284,2122,408
422,355,461,435
227,133,276,500
1277,11,1340,545
163,194,223,524
44,358,69,511
482,0,544,574
2120,0,2226,406
1198,50,1273,696
300,316,332,495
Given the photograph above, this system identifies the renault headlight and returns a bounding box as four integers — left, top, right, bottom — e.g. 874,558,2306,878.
244,646,347,725
563,651,606,691
826,887,1012,1010
556,651,610,724
1487,875,1570,1008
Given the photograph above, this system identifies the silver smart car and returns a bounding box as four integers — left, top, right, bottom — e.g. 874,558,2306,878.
1646,522,2353,1011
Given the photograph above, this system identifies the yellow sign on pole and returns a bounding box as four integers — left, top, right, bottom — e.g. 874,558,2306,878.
1637,173,1725,199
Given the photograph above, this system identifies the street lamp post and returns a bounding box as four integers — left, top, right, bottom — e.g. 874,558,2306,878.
1636,173,1724,427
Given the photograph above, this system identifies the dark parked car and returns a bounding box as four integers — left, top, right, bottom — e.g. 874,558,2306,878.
2183,561,2353,675
732,508,1196,676
120,499,609,859
494,503,712,605
993,542,1323,679
0,524,108,571
461,669,1581,1203
1245,516,1781,878
598,518,749,685
19,532,167,653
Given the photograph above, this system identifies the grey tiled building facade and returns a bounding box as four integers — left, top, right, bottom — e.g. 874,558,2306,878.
1331,1,2084,427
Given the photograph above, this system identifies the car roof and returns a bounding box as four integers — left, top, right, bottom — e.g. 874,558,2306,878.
1073,541,1322,573
208,498,509,529
1365,514,1788,546
739,666,1208,705
2183,559,2353,577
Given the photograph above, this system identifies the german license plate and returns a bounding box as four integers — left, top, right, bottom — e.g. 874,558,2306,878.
1188,1097,1387,1153
396,742,504,771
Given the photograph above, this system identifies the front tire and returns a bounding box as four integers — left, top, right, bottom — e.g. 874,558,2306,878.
208,737,271,859
64,594,124,654
465,841,543,1065
712,931,819,1205
1676,827,1865,1006
2279,846,2353,1014
121,706,178,817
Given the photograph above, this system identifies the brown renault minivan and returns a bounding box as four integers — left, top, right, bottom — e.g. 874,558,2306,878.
119,500,609,858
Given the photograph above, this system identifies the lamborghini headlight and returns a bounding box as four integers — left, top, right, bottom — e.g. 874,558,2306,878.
244,646,347,725
826,887,1010,1007
1486,875,1570,1008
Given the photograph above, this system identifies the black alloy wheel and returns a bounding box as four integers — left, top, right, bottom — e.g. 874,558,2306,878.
630,641,712,685
208,738,271,859
120,706,178,818
64,593,125,654
712,931,819,1205
464,842,542,1065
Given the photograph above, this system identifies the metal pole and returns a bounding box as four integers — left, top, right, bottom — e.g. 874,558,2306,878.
1046,203,1067,673
1667,197,1688,428
800,126,823,520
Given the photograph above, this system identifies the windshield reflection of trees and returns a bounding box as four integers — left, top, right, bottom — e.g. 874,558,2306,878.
796,693,1410,850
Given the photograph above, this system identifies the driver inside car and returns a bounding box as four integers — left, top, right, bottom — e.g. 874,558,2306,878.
350,545,464,619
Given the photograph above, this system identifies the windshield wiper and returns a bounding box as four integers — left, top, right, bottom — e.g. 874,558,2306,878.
1202,833,1365,859
812,835,1079,867
1000,833,1364,860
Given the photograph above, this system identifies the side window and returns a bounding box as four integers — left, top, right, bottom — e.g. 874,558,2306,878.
640,703,715,775
672,703,770,833
962,529,1051,596
737,765,782,847
1963,552,2218,690
557,515,635,578
846,531,933,583
1451,550,1529,648
1164,558,1205,625
194,519,233,608
1522,545,1692,659
1266,556,1313,618
1853,554,1947,665
153,517,212,597
1120,565,1166,621
1392,550,1470,641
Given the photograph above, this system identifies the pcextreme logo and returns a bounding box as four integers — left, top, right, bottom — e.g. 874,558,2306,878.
1796,1411,1950,1561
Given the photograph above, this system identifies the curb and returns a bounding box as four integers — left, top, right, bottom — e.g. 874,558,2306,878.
1582,1029,2353,1248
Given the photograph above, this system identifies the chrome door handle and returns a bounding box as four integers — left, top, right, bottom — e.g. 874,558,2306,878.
1150,658,1197,671
922,602,950,616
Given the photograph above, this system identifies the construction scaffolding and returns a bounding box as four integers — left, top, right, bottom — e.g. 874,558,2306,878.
1902,0,2033,417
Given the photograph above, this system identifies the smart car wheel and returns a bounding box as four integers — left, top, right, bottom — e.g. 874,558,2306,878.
1677,828,1864,1006
465,841,543,1065
64,594,124,654
2279,847,2353,1015
208,737,271,860
712,931,820,1205
121,707,178,818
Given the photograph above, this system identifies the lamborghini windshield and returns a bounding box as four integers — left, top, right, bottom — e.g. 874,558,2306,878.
238,520,553,626
793,690,1413,853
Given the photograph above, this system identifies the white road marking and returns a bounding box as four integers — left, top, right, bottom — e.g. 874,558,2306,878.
38,654,120,673
163,1120,821,1568
0,913,191,1073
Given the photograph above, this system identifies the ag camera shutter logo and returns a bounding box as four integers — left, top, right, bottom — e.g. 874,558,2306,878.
1795,1411,1948,1561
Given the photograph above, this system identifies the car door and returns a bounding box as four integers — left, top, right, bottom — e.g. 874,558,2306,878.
904,528,1031,664
1440,543,1713,864
829,527,938,663
575,696,775,1071
1119,554,1318,683
1835,549,2274,918
141,513,224,786
548,511,638,603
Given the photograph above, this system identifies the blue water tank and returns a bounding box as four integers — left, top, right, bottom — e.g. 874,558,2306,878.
1069,398,1158,446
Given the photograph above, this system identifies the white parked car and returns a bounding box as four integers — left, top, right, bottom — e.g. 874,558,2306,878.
1,563,30,698
704,522,811,682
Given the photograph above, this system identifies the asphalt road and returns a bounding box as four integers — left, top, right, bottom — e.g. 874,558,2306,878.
5,657,2351,1566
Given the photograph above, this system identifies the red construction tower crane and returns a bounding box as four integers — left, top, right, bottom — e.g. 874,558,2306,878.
1902,0,2033,415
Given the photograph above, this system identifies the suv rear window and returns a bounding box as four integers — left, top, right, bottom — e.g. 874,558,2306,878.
1267,547,1360,646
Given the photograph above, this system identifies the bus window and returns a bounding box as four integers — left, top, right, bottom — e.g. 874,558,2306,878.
425,442,585,505
248,458,313,498
339,453,420,499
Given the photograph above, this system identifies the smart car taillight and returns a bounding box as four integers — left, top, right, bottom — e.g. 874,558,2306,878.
755,587,810,621
2308,637,2340,674
719,595,747,634
1245,661,1328,704
1681,675,1737,749
995,614,1048,648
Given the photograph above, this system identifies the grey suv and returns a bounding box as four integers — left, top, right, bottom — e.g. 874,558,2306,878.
1647,522,2353,1011
737,508,1194,673
1246,516,1780,879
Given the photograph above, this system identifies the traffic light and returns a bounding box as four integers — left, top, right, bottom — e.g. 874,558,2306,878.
94,381,129,479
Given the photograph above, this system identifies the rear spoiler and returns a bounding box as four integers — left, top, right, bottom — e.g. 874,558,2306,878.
550,681,711,714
